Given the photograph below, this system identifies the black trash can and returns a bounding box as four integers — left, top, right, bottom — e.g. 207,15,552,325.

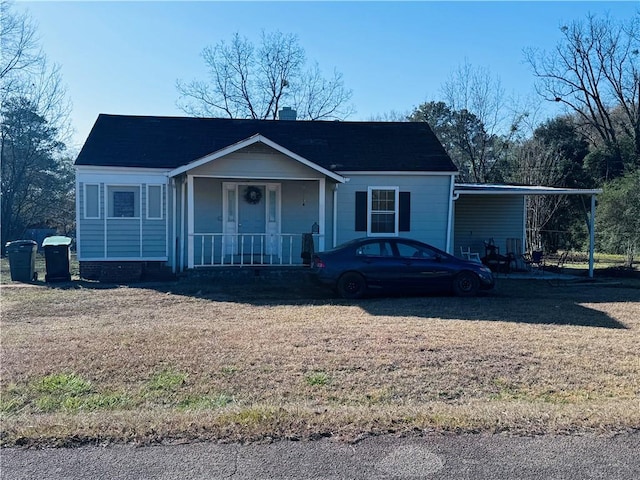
5,240,38,282
42,236,72,282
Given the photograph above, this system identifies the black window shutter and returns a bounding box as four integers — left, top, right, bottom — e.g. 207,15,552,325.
399,192,411,232
355,191,367,231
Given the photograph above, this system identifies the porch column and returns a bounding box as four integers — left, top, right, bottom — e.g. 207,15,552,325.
187,175,195,269
318,177,326,251
171,178,177,273
588,194,596,278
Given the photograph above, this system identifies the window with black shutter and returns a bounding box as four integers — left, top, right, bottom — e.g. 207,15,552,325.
355,189,410,235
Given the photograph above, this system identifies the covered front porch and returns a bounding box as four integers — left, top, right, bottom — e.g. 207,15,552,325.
168,134,346,271
182,178,332,269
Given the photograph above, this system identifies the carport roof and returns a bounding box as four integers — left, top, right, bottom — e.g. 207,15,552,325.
454,183,602,196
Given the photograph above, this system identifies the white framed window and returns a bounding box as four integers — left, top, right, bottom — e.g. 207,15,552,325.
268,189,277,222
107,185,140,218
84,183,100,219
368,186,399,235
146,184,163,220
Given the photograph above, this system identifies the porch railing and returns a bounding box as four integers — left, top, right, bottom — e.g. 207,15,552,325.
191,233,322,267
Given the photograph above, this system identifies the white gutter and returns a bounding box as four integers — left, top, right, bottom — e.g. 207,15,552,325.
445,174,456,254
455,184,602,196
171,178,177,273
333,184,339,248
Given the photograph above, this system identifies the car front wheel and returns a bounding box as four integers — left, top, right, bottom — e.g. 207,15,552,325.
337,272,366,299
453,271,480,297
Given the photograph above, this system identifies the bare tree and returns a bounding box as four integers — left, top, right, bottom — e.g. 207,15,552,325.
0,1,73,246
367,110,409,122
439,61,524,182
505,138,568,250
525,13,640,179
1,1,71,140
177,31,354,120
0,0,42,83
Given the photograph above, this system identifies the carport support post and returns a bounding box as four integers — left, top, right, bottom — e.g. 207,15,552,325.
589,194,596,278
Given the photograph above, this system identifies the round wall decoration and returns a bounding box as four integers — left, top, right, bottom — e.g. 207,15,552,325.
244,186,262,205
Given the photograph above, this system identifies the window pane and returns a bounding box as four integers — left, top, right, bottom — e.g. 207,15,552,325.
85,184,99,218
268,190,276,222
109,186,139,217
371,213,395,233
227,189,235,222
396,242,436,259
148,185,162,219
357,241,394,256
372,189,395,211
114,192,135,217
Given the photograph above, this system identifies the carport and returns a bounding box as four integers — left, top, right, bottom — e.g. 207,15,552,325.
452,184,602,278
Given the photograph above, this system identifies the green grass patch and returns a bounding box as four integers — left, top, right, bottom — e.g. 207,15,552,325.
305,371,331,386
0,374,132,415
36,372,93,396
146,369,188,392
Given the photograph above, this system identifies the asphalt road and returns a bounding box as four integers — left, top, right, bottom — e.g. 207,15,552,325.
2,433,639,480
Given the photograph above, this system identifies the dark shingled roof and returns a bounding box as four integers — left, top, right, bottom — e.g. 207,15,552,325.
75,114,457,173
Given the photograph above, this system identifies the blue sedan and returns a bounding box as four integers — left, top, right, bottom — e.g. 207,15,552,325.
310,237,495,299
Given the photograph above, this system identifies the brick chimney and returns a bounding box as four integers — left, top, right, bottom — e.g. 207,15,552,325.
278,107,297,120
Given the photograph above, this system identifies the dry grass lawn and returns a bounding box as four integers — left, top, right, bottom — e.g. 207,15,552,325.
1,273,639,446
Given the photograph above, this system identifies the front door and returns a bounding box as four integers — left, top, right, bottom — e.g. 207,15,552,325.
238,185,266,257
223,183,280,258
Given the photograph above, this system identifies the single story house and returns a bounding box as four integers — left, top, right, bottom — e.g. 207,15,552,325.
74,111,600,281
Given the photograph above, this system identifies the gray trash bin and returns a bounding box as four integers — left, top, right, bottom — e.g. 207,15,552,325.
5,240,38,282
42,236,72,282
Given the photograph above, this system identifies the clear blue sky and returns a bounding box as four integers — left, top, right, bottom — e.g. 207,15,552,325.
19,1,640,150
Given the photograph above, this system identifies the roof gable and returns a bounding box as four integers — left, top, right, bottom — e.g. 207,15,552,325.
169,134,346,182
74,114,457,173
